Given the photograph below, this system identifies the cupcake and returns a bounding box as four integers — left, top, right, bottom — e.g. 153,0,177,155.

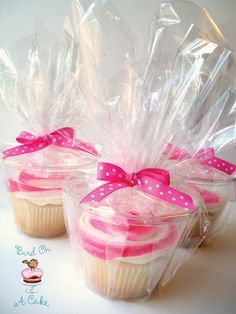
194,186,228,246
78,208,178,299
8,173,65,238
169,161,234,246
4,145,96,238
63,175,198,299
199,188,225,227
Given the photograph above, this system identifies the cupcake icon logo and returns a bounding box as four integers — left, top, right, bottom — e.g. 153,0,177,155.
13,258,49,307
21,259,43,293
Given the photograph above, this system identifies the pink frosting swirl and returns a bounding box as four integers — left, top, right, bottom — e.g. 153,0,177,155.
199,189,221,206
78,210,178,260
7,171,67,192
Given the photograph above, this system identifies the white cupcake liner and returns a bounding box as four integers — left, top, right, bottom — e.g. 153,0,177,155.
10,193,66,238
79,248,170,299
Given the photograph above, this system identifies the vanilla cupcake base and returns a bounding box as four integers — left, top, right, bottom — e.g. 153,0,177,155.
79,248,169,299
9,193,66,238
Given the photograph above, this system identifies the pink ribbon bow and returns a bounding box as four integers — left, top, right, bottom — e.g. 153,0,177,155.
164,143,236,175
3,127,98,158
80,162,196,211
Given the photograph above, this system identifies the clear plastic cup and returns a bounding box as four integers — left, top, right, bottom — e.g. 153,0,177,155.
3,146,96,238
183,177,234,246
63,173,199,300
165,160,235,246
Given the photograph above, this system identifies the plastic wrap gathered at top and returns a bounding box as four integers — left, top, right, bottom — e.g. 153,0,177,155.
0,22,100,160
62,0,236,300
63,0,236,170
0,23,99,238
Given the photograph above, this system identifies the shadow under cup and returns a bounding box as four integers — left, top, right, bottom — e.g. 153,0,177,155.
63,174,199,300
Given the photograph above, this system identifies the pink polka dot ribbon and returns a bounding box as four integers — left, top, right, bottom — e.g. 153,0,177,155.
164,143,236,175
2,127,98,158
80,162,196,211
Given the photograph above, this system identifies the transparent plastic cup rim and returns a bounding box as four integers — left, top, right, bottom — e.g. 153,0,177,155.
63,174,199,226
176,173,234,185
2,150,97,172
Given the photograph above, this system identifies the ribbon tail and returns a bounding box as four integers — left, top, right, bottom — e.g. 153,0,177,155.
163,186,196,211
201,157,236,175
55,140,99,157
3,143,47,159
79,182,130,204
139,181,196,211
73,141,99,156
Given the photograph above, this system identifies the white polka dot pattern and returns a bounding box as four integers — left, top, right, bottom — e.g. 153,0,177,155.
80,162,196,211
201,157,236,175
2,127,98,158
165,143,236,176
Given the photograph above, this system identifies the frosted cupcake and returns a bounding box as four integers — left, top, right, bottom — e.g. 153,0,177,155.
170,161,234,246
4,145,96,238
78,208,178,299
7,167,66,238
63,174,198,299
199,188,225,228
186,180,231,246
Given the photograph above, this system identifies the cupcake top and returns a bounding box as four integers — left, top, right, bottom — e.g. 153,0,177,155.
7,170,63,206
65,174,198,262
78,198,180,261
5,145,96,206
199,189,221,206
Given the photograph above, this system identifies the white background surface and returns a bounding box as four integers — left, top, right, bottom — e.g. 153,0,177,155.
0,1,236,313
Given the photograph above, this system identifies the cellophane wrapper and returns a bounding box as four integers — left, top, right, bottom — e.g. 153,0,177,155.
0,23,98,238
156,1,236,251
62,0,235,299
147,0,236,285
